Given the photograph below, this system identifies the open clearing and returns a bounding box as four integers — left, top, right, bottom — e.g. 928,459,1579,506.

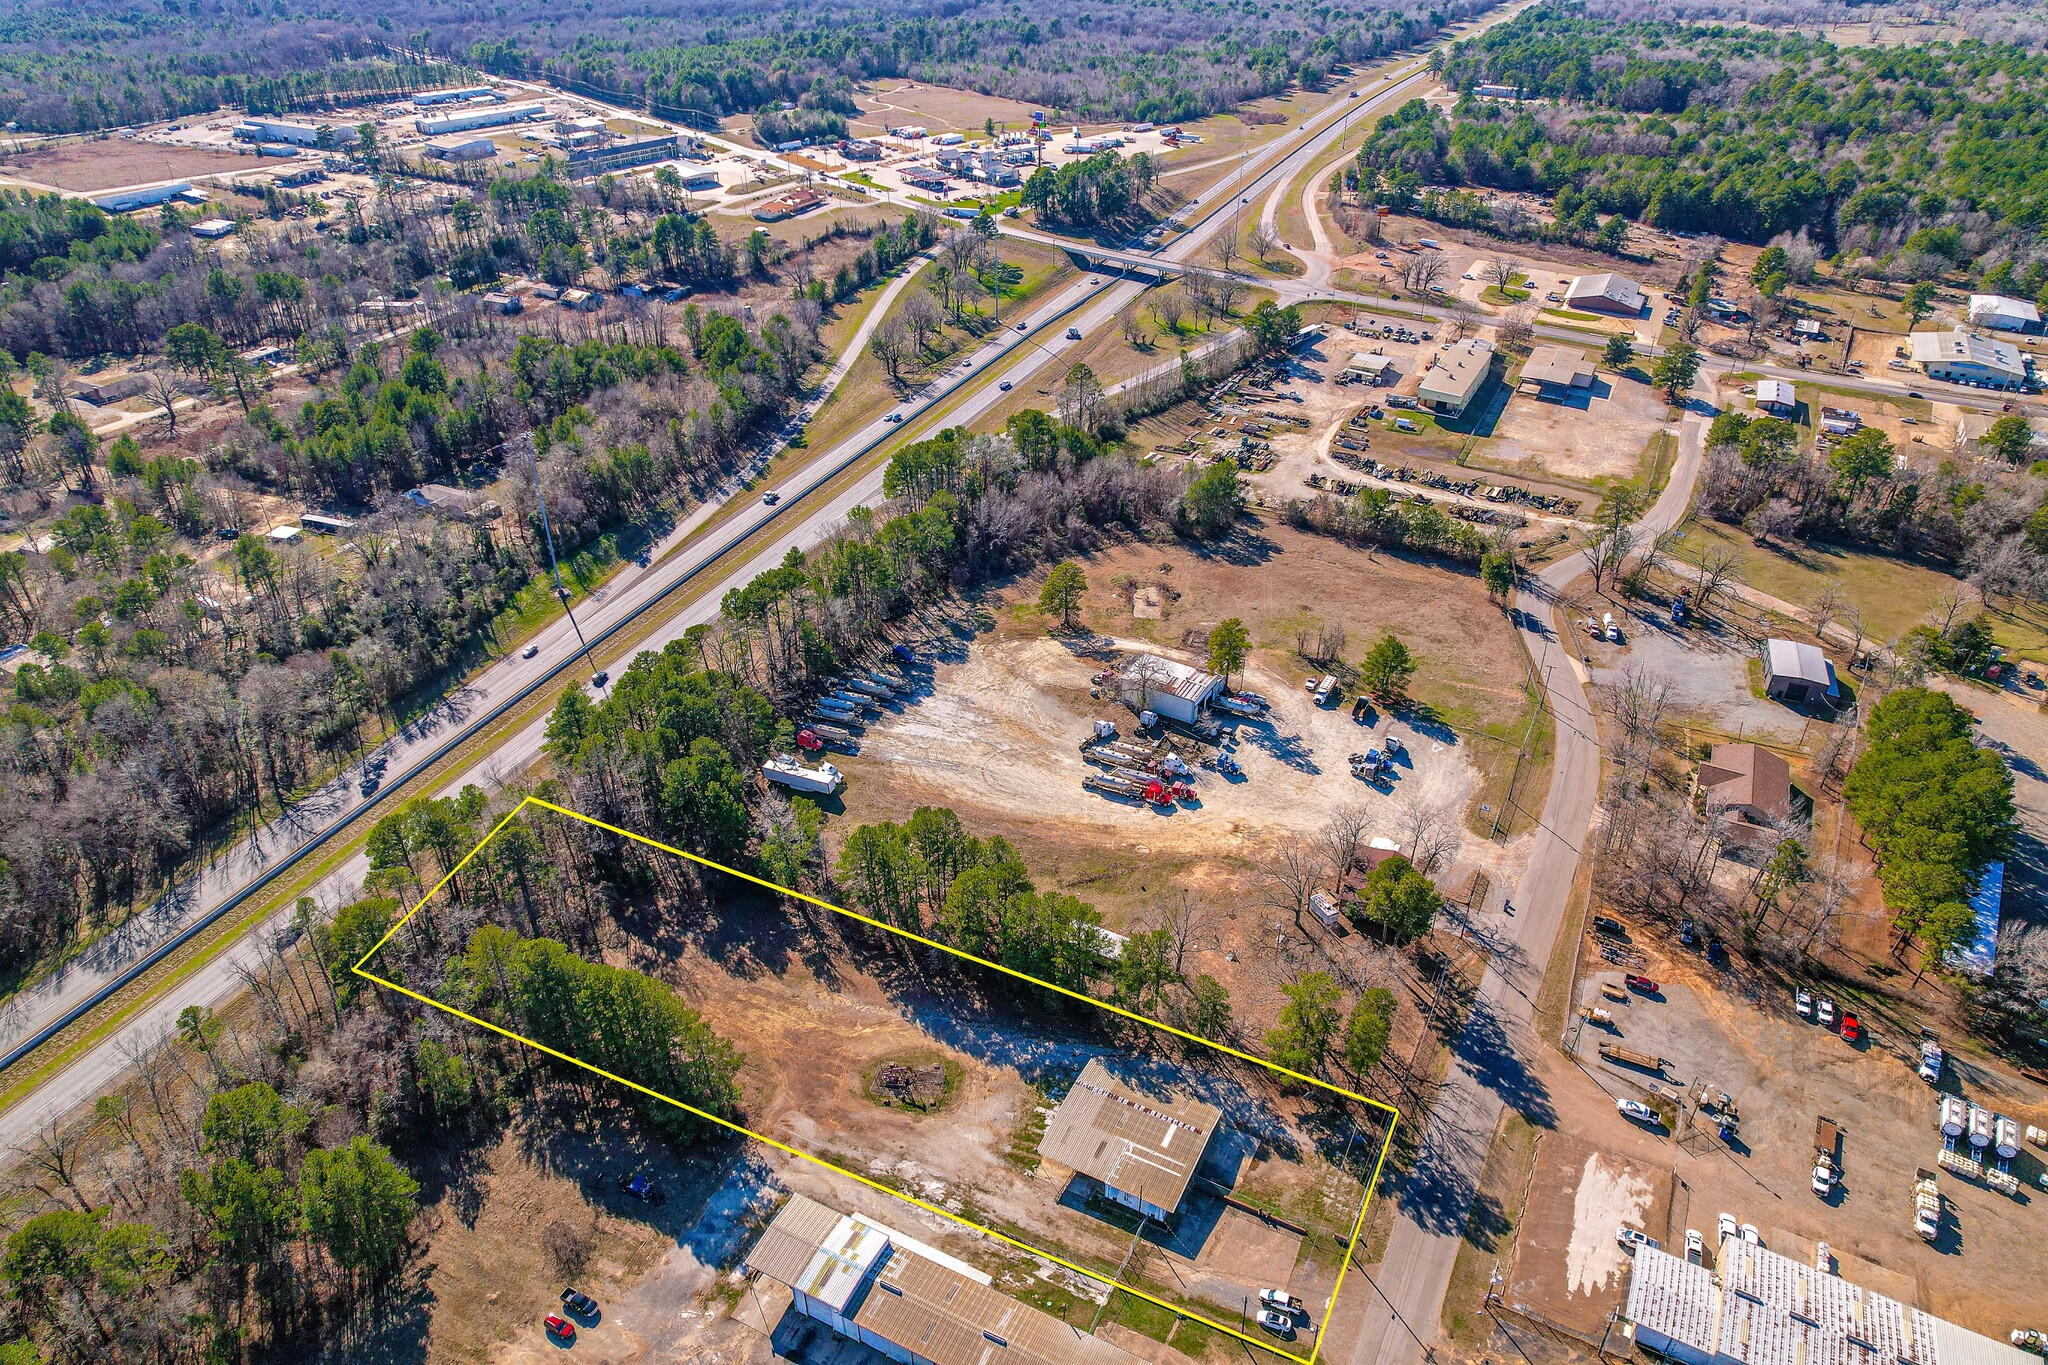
1555,952,2048,1338
847,82,1049,137
387,842,1389,1364
833,527,1532,884
1484,364,1672,485
0,138,257,192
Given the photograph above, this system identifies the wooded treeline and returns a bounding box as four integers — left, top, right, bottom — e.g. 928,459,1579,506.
1359,6,2048,265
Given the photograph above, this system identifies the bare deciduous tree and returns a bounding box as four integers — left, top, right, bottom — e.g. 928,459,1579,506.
1689,544,1742,619
1808,578,1848,642
1253,840,1323,930
1497,305,1535,353
1246,221,1279,263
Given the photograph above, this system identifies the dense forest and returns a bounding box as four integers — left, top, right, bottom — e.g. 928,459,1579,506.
0,173,846,979
1355,6,2048,263
0,0,1488,135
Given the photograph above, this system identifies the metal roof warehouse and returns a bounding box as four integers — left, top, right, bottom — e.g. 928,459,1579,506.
1036,1057,1221,1221
1625,1240,2033,1365
743,1194,1139,1365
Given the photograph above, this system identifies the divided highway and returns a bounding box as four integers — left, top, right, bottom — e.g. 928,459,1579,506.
0,43,1452,1150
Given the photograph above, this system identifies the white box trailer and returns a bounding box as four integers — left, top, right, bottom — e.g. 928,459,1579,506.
763,755,843,795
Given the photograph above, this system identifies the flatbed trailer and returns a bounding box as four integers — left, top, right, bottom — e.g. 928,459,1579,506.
1599,1043,1665,1072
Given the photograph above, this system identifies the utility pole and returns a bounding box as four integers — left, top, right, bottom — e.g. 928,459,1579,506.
520,433,604,690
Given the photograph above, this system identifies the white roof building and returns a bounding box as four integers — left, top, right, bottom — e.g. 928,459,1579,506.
1625,1240,2033,1365
1754,378,1796,412
1907,329,2027,390
1122,652,1224,724
1967,293,2040,333
191,219,237,239
1762,637,1837,706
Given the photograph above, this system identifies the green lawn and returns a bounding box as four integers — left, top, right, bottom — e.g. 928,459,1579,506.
1670,520,2005,649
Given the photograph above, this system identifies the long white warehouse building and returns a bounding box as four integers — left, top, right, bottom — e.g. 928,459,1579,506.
415,102,545,136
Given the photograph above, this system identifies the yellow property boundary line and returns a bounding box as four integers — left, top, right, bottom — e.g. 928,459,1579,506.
354,795,1400,1364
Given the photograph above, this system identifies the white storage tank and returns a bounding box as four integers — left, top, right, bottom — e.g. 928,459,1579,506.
1938,1096,1967,1139
1966,1103,1994,1150
1993,1115,2021,1162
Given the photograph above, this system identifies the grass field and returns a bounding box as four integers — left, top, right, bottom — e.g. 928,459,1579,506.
1665,519,2036,652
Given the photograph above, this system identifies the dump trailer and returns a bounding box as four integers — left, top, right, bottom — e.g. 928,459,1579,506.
805,720,857,744
829,690,880,713
1913,1169,1941,1241
1598,1043,1664,1073
844,677,893,698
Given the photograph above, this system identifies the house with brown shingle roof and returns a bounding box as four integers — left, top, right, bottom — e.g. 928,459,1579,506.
1697,743,1793,843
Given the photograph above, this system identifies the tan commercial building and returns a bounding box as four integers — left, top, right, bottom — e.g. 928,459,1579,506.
1417,338,1495,417
743,1194,1140,1365
1037,1057,1221,1222
1517,345,1594,399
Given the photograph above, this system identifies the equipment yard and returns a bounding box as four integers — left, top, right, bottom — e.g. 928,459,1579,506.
830,527,1531,905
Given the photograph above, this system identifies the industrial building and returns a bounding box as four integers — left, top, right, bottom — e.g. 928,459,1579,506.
1624,1238,2033,1365
413,86,498,107
743,1194,1140,1365
93,181,199,213
1037,1057,1222,1223
1417,338,1496,417
1119,653,1224,725
1761,638,1838,707
424,137,497,162
416,102,546,137
1563,271,1646,316
1341,351,1396,385
1967,293,2040,333
235,118,335,147
1908,329,2029,390
191,219,236,239
566,133,679,177
1516,345,1595,399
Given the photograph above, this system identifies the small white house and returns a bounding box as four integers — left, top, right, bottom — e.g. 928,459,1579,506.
1754,378,1796,414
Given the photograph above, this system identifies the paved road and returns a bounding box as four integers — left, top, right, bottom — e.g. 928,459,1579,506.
1348,406,1708,1365
0,34,1460,1148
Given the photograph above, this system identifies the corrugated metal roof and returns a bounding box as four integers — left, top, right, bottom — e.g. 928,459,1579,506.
854,1247,1141,1365
1036,1057,1220,1214
1628,1241,2034,1365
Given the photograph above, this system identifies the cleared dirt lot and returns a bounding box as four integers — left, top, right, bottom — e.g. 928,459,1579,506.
1483,368,1671,486
1552,946,2048,1339
621,883,1377,1352
847,81,1050,137
832,528,1533,892
1506,1132,1673,1337
0,138,258,192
